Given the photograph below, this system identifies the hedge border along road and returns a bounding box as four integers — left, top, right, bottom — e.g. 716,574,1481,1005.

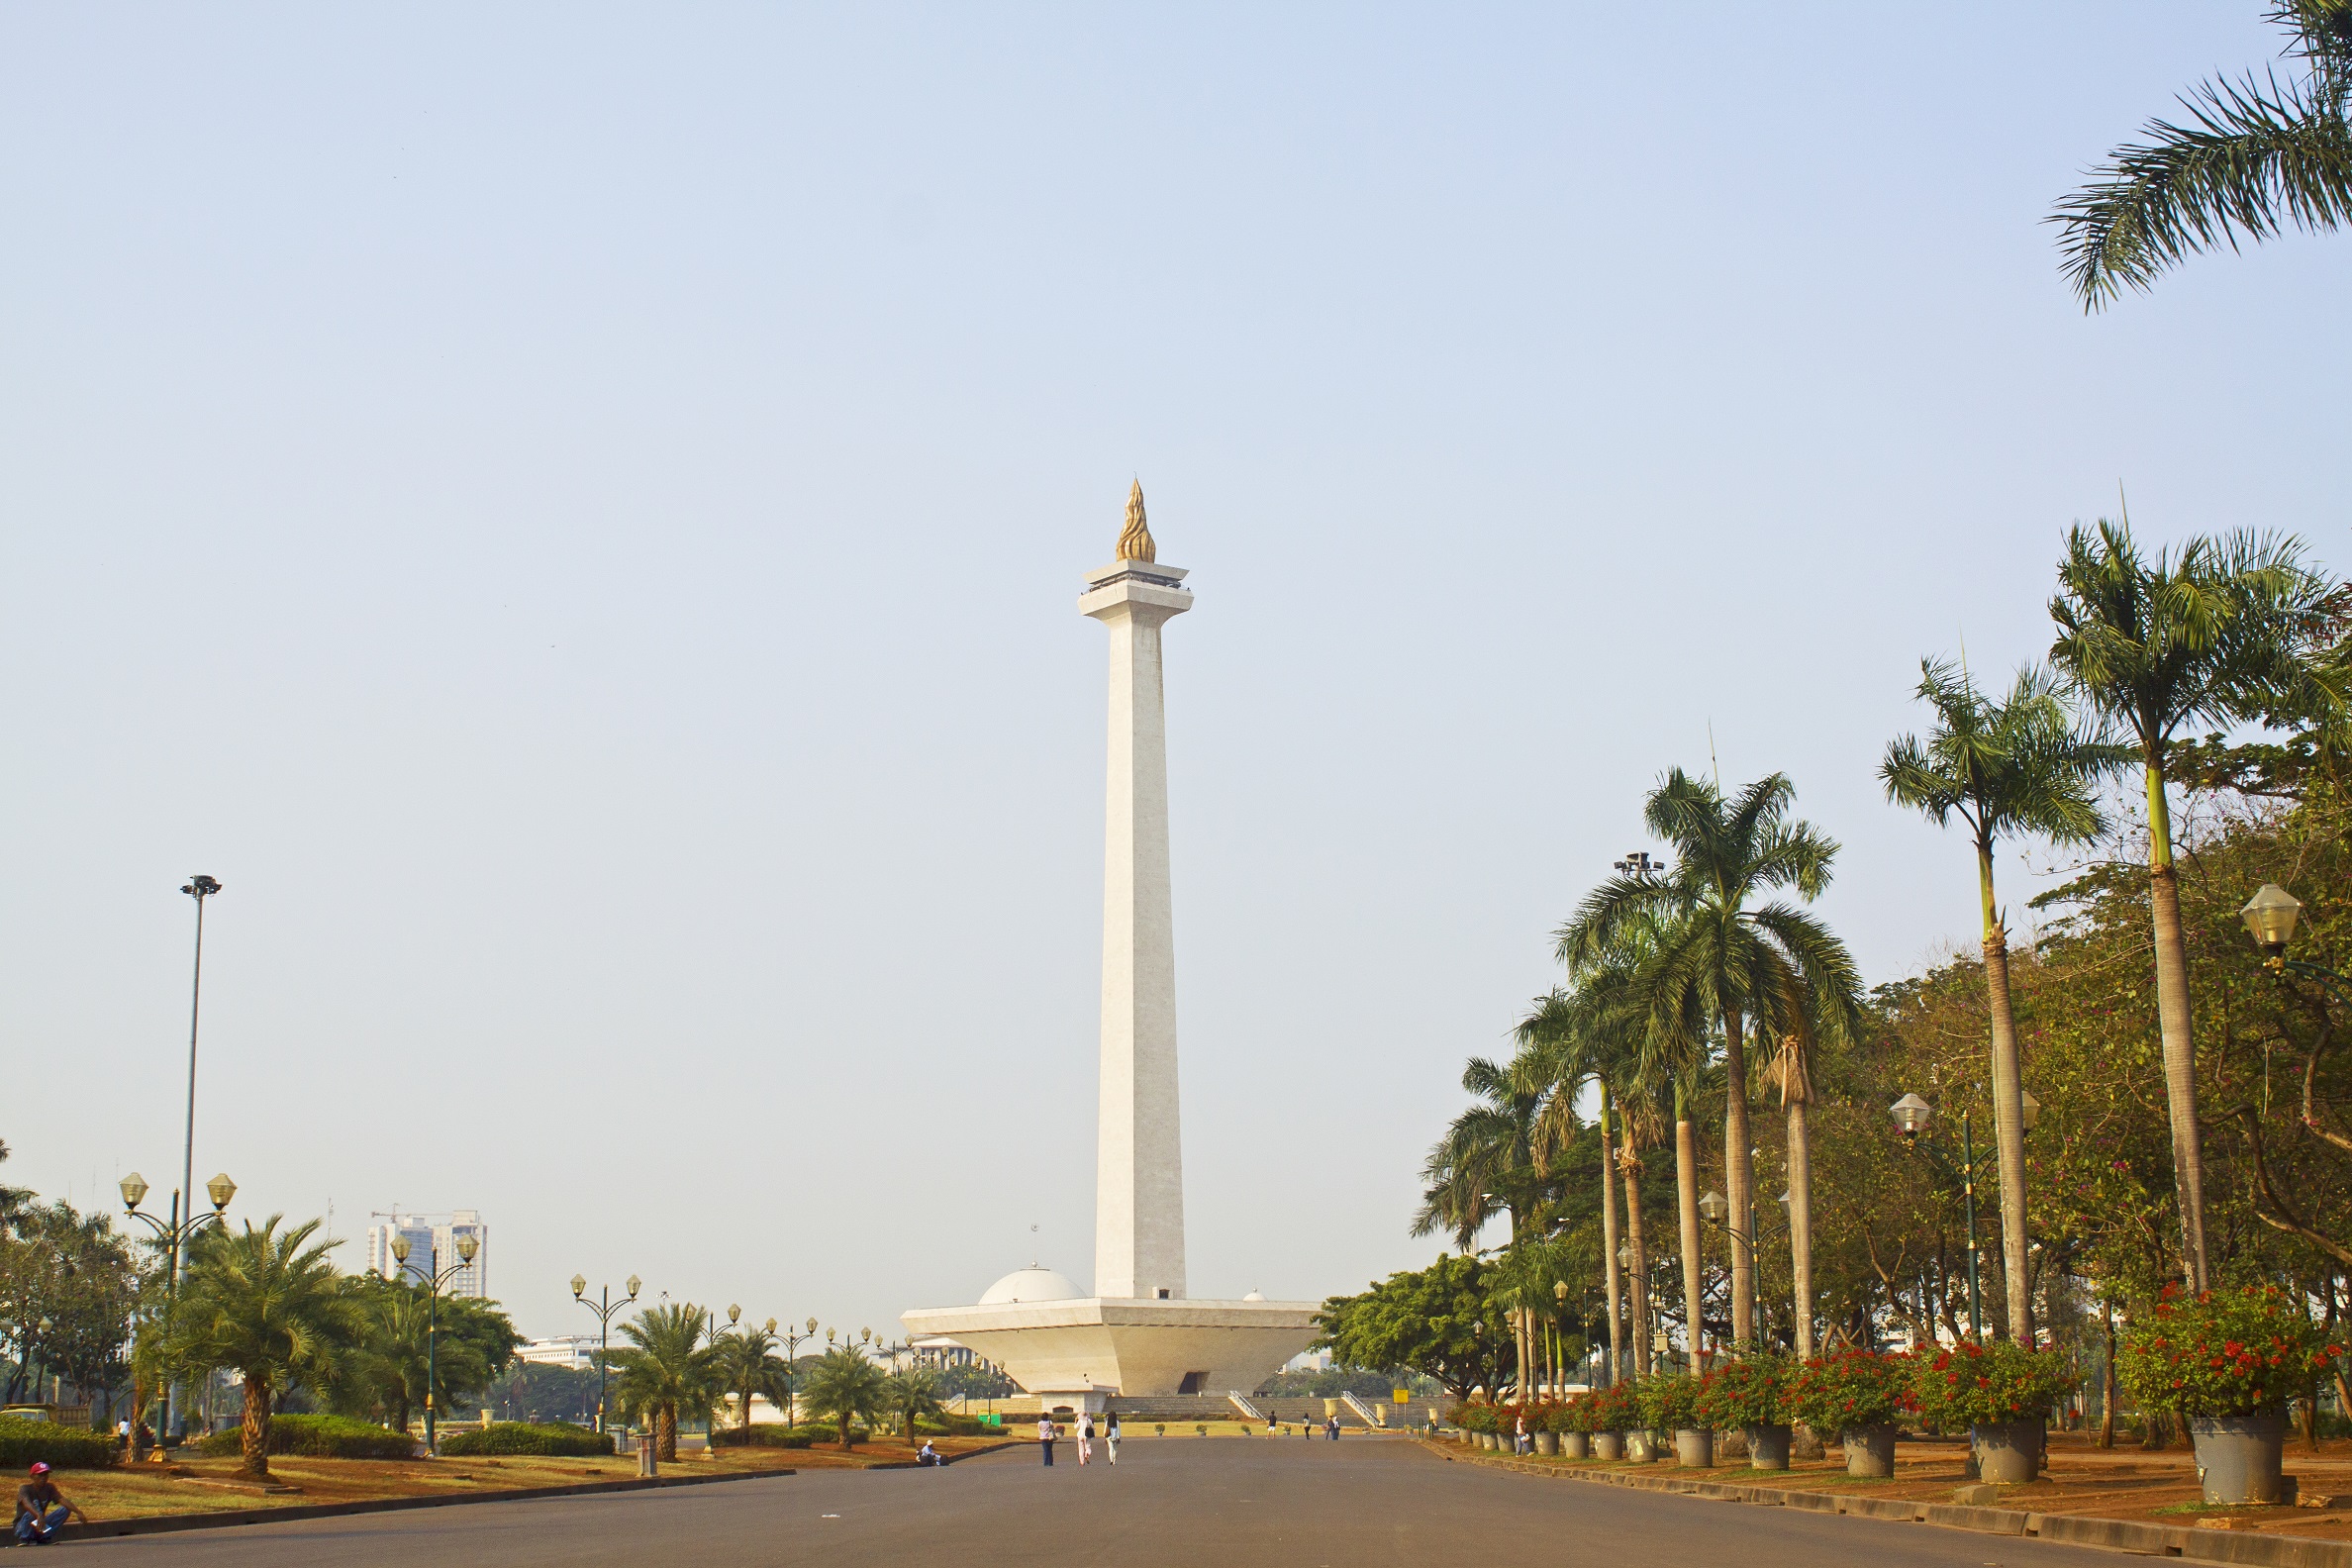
1418,1439,2352,1568
51,1437,1033,1545
52,1466,797,1544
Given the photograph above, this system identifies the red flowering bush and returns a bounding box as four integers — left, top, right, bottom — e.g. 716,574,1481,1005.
1554,1392,1601,1433
1693,1353,1795,1428
1449,1402,1498,1433
1786,1350,1913,1434
1908,1338,2072,1429
2117,1284,2344,1418
1587,1381,1642,1432
1637,1371,1706,1431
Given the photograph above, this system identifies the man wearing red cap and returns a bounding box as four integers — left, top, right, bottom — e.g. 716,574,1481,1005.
13,1463,87,1545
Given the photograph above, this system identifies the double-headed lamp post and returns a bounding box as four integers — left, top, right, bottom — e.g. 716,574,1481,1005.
389,1230,480,1454
572,1273,641,1436
120,1170,237,1437
781,1317,816,1425
1890,1089,2036,1341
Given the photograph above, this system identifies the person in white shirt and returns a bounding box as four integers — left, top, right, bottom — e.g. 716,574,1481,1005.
1077,1414,1094,1465
1105,1412,1121,1465
1036,1415,1056,1466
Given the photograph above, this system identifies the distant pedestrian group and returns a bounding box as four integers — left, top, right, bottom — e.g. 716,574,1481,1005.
1039,1412,1119,1468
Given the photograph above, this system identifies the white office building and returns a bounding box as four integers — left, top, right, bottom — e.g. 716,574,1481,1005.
518,1336,600,1369
365,1210,489,1298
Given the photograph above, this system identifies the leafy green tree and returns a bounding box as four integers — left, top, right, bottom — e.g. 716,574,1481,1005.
2051,0,2352,309
2049,519,2334,1290
1,1201,140,1413
1559,770,1859,1348
1882,656,2119,1343
1313,1254,1524,1398
800,1345,889,1448
606,1303,723,1462
171,1216,353,1479
1413,1058,1544,1251
881,1365,945,1444
712,1323,793,1433
325,1277,516,1431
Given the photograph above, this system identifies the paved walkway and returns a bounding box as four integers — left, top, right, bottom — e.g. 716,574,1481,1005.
70,1438,2134,1565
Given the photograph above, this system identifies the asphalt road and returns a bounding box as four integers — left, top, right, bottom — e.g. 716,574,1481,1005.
71,1439,2137,1566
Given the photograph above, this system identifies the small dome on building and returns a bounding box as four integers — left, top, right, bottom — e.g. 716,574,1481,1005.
1242,1289,1266,1302
979,1266,1085,1305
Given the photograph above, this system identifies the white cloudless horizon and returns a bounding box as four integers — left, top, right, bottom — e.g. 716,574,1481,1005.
3,4,2344,1346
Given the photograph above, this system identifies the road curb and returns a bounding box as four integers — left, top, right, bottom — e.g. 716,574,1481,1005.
1413,1440,2352,1566
53,1464,799,1544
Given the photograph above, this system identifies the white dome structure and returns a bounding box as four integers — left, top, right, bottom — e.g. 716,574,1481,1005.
1242,1289,1266,1302
979,1266,1085,1306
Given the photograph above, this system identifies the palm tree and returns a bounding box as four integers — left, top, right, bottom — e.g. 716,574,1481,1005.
1882,657,2118,1343
1559,770,1860,1349
2051,1,2352,310
882,1365,945,1445
171,1216,352,1479
1512,994,1623,1384
801,1345,889,1449
1416,1055,1550,1398
2049,519,2335,1290
606,1303,723,1461
712,1323,793,1435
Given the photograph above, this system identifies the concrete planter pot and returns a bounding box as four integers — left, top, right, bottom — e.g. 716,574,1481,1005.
1592,1430,1624,1460
1479,1431,1499,1450
1842,1422,1897,1478
1623,1429,1661,1463
1674,1428,1714,1468
1970,1421,2044,1484
1561,1431,1591,1460
1743,1423,1792,1471
2192,1414,2287,1505
1534,1430,1559,1456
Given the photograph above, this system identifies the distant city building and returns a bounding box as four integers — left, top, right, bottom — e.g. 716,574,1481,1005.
517,1335,600,1369
364,1210,488,1298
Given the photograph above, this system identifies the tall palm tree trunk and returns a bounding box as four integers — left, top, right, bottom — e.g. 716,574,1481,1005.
1978,837,2037,1345
1676,1082,1706,1371
2144,765,2209,1290
658,1402,679,1462
1621,1149,1651,1378
1722,1006,1755,1347
1786,1096,1814,1357
1599,1083,1624,1384
239,1373,272,1480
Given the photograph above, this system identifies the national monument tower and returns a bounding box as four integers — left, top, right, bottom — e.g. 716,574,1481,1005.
900,484,1317,1407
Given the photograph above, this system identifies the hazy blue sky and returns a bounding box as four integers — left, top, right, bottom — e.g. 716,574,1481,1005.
4,5,2344,1346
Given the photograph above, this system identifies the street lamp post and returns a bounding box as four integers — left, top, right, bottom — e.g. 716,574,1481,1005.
1891,1090,2037,1340
391,1231,480,1454
572,1274,641,1437
172,874,222,1434
119,1170,236,1441
2243,883,2352,996
1697,1188,1789,1350
781,1318,817,1426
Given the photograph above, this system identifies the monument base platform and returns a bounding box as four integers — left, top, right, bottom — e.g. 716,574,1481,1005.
900,1297,1319,1399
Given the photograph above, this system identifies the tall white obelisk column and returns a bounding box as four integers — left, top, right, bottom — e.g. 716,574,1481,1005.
1079,481,1191,1304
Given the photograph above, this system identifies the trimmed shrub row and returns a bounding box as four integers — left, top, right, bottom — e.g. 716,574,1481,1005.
0,1419,118,1469
440,1421,615,1457
195,1414,420,1459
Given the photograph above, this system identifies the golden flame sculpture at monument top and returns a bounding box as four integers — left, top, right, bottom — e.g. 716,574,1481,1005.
1116,479,1156,563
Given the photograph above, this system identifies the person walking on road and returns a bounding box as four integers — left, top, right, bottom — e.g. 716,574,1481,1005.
1077,1414,1094,1465
1105,1412,1121,1465
1037,1415,1056,1466
1514,1414,1527,1454
1328,1415,1342,1441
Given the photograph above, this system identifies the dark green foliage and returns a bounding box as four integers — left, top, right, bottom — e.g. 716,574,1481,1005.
1315,1254,1514,1397
709,1422,817,1448
0,1417,117,1469
439,1421,613,1457
194,1414,417,1459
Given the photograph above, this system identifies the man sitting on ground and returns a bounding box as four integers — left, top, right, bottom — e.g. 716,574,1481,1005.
14,1463,88,1546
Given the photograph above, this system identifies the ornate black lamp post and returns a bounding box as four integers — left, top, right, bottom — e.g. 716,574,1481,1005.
390,1230,480,1453
572,1273,640,1436
120,1170,235,1439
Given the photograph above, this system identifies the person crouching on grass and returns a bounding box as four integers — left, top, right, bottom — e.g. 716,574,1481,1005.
15,1463,88,1546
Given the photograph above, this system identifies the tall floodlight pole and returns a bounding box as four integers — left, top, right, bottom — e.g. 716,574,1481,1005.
171,874,222,1435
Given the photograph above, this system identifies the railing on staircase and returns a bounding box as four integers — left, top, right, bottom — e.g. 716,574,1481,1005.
1226,1391,1264,1421
1340,1390,1382,1427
